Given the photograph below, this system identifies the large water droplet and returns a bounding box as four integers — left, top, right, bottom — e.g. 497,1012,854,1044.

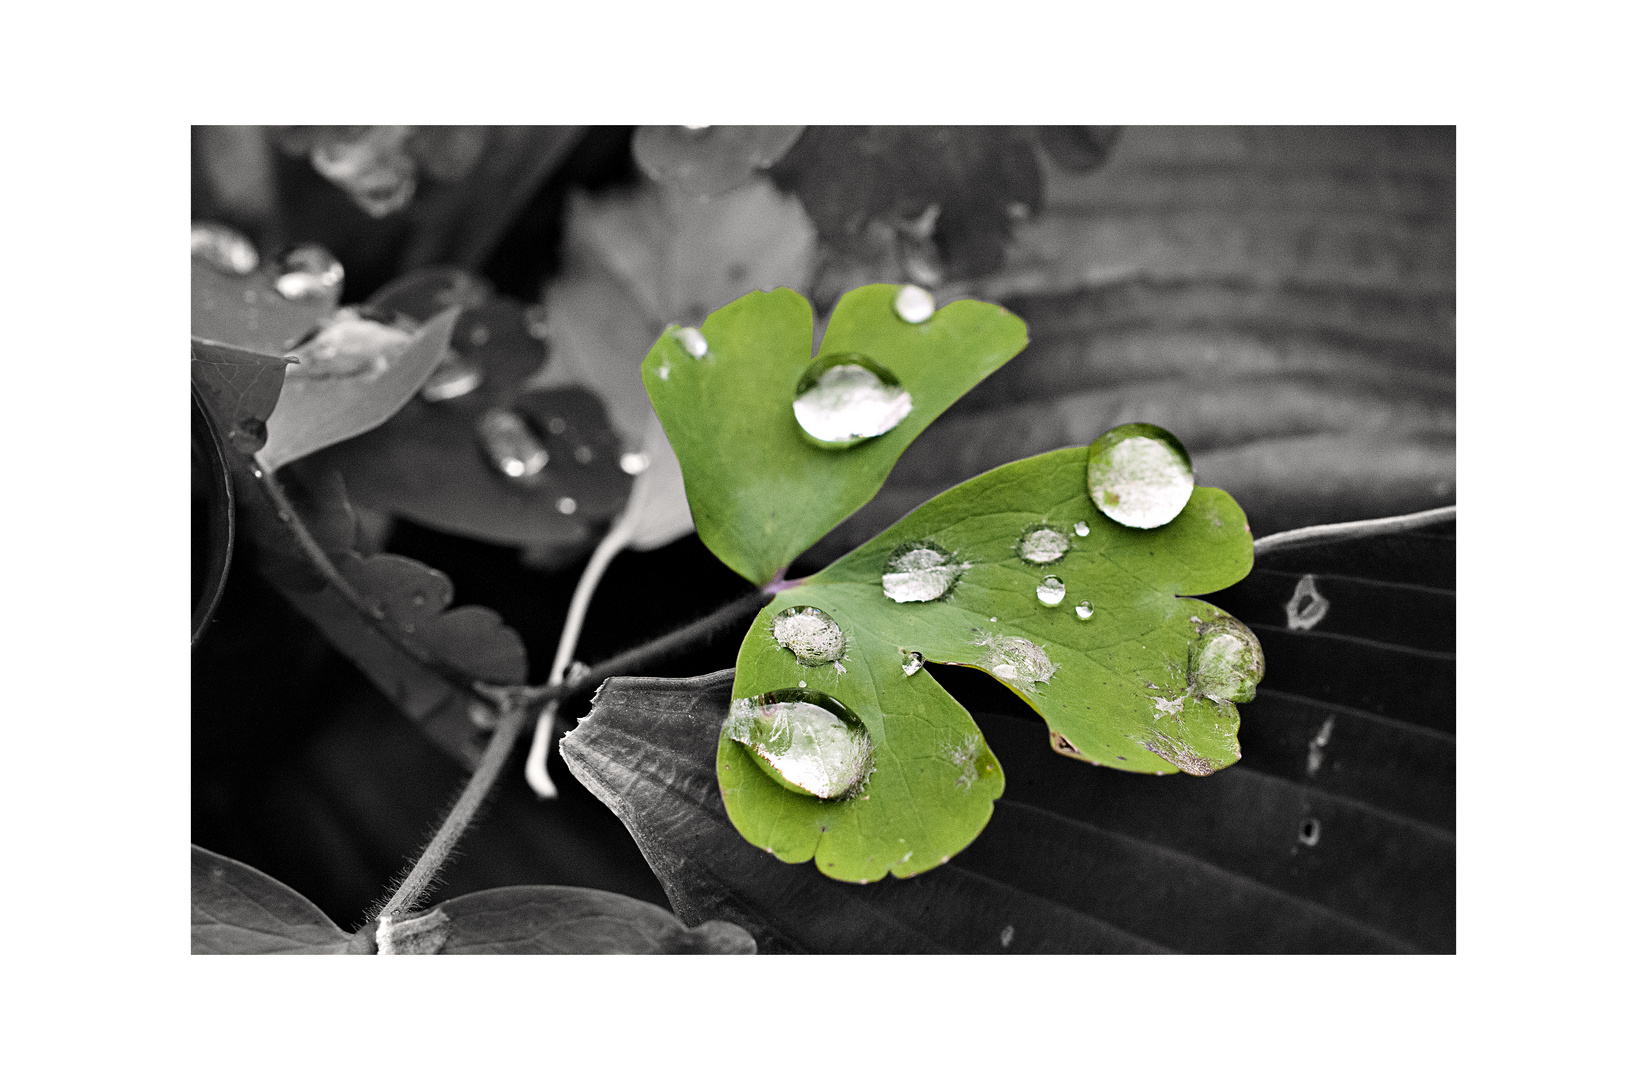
1075,600,1094,620
274,244,345,304
288,309,411,380
1188,617,1265,704
477,408,549,481
900,650,925,676
893,284,935,324
771,606,847,667
792,353,913,449
1086,423,1195,529
419,350,484,402
881,543,964,603
673,326,708,358
1036,575,1065,606
1073,520,1090,537
974,633,1057,693
1017,526,1069,565
191,222,259,276
724,689,873,800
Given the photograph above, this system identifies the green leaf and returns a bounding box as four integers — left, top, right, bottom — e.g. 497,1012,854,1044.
720,446,1254,881
192,845,364,954
644,284,1028,584
257,306,460,473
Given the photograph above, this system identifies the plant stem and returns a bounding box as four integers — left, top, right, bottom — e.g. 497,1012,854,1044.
1253,504,1456,556
373,701,530,940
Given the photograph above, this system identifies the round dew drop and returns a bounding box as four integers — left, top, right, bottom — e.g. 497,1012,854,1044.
1073,520,1090,537
1074,600,1095,621
893,284,936,324
724,689,874,800
881,543,964,603
901,650,925,676
1017,526,1069,565
792,353,913,448
619,451,650,475
1086,423,1195,529
1036,576,1065,606
771,606,847,667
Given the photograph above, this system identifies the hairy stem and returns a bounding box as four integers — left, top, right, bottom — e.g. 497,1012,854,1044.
1253,504,1456,556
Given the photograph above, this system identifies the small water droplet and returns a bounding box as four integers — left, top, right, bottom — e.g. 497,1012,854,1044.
1016,526,1069,565
771,606,847,667
724,689,874,801
881,542,964,603
191,222,259,276
477,408,549,481
989,616,997,622
1073,520,1090,537
228,417,266,455
1188,617,1265,704
893,284,935,324
901,650,925,676
411,595,426,606
673,326,709,358
1075,600,1094,620
1086,423,1195,529
289,309,410,380
792,353,913,449
556,496,578,515
975,632,1057,692
619,451,650,475
419,350,485,402
573,445,593,464
547,417,567,435
467,324,490,348
273,244,345,303
798,679,806,687
1036,575,1065,606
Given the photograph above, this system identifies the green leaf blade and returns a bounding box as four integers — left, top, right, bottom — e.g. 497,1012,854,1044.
645,285,1028,584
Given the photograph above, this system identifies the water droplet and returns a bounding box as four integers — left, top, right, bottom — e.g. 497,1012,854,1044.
619,451,650,475
1074,600,1094,620
1036,575,1065,606
792,353,913,449
288,309,409,380
468,324,490,348
419,350,485,402
900,650,925,676
881,543,964,603
228,417,266,455
974,632,1056,692
673,326,709,358
893,284,935,324
556,496,578,515
1188,617,1265,704
274,244,345,303
547,417,567,435
573,445,593,464
724,689,873,800
477,408,549,481
1073,520,1090,537
1086,423,1195,529
191,222,258,276
771,606,847,667
1016,526,1069,565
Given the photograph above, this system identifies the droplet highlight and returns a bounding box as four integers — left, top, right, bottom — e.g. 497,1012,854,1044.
556,496,577,515
1073,520,1090,537
673,326,709,358
1074,600,1094,621
619,451,650,475
287,309,410,380
893,284,935,324
477,408,549,481
1036,575,1066,607
420,350,484,402
1017,526,1069,565
792,353,913,449
881,543,965,603
1086,423,1195,529
274,244,345,304
191,222,258,276
771,606,847,667
724,689,873,800
1188,617,1265,704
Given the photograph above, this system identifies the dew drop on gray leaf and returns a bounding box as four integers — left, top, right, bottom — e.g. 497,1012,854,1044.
672,325,709,358
792,353,913,449
476,408,549,481
1075,600,1094,620
419,350,484,403
274,244,345,304
1017,526,1069,565
191,222,259,276
1086,423,1195,529
893,284,935,324
1036,575,1065,607
1188,617,1265,704
723,689,873,800
771,606,847,667
881,543,964,603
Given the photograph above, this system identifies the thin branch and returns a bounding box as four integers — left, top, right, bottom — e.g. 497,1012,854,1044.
1253,505,1456,557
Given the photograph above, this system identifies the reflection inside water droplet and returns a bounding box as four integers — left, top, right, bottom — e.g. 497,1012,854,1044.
975,632,1056,693
420,350,484,402
1036,576,1065,606
289,309,410,380
191,222,259,276
771,606,847,667
1086,423,1195,529
792,353,913,448
1075,600,1094,620
477,408,549,481
673,326,708,358
881,542,964,603
619,451,650,475
1188,617,1265,704
1017,526,1069,565
901,650,924,676
274,244,344,303
893,284,935,324
724,689,873,800
1073,520,1090,537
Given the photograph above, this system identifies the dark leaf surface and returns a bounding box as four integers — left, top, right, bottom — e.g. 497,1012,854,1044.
190,338,292,455
562,514,1453,953
192,844,362,954
395,885,756,954
191,256,334,355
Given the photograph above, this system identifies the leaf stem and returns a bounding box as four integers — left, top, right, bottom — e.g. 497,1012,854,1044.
1253,504,1456,556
